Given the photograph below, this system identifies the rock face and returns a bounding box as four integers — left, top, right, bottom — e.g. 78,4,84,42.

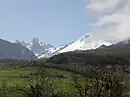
0,39,37,60
18,37,64,58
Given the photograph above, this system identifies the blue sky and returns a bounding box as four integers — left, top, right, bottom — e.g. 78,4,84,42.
0,0,92,45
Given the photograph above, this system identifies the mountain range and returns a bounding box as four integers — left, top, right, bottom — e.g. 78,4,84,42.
15,37,65,58
0,33,129,60
16,33,128,59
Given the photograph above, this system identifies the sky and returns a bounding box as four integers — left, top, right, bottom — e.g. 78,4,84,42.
0,0,130,45
0,0,91,45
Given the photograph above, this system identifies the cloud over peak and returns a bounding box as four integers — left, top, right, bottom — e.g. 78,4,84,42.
87,0,130,43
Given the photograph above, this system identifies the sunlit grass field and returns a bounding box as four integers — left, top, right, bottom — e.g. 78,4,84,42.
0,67,37,86
0,67,74,92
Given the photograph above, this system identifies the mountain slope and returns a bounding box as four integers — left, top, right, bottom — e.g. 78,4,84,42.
31,34,112,59
116,38,130,45
37,45,65,59
38,36,130,59
47,43,130,67
19,37,54,55
0,39,37,60
17,37,62,58
36,34,112,59
58,34,112,53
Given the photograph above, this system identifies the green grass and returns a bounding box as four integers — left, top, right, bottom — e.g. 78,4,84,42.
0,67,37,76
0,67,38,86
0,67,73,90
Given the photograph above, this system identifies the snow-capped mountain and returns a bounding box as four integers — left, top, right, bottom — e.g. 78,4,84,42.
15,37,64,58
20,37,54,54
38,33,112,58
37,45,65,59
58,34,112,54
15,34,113,59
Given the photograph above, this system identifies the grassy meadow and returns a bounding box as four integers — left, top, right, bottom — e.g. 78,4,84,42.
0,62,128,97
0,66,74,92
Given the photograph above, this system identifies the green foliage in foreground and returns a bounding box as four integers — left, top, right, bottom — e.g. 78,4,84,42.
0,66,128,97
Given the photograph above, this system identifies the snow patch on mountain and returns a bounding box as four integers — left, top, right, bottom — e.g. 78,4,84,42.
58,34,112,53
38,45,64,59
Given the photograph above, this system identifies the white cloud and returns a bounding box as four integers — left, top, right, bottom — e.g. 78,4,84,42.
87,0,119,13
87,0,130,43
